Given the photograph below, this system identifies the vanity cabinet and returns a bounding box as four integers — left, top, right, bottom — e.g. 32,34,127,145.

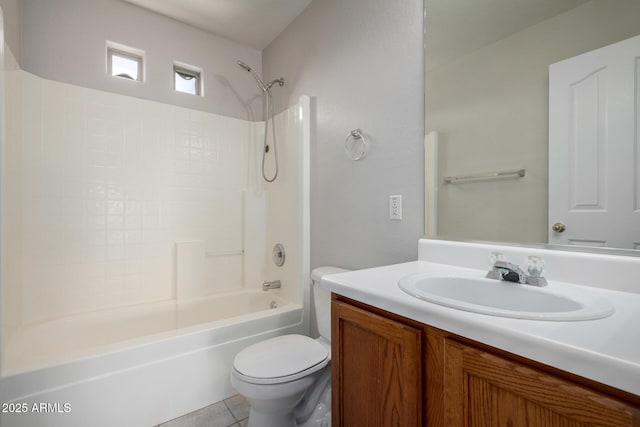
331,295,640,427
331,299,422,426
444,340,640,426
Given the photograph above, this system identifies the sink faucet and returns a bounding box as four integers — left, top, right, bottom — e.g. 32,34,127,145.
262,280,281,291
487,255,548,287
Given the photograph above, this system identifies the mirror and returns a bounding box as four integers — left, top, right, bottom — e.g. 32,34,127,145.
425,0,640,250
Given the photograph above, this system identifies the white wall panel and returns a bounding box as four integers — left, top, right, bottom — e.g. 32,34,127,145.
9,71,258,325
4,71,307,347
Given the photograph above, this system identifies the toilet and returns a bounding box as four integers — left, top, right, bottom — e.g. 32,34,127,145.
231,266,348,427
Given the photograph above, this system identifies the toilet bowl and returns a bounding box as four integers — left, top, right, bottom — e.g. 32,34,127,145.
230,267,348,427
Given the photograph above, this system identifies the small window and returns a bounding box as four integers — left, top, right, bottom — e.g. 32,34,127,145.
174,64,202,96
107,43,143,81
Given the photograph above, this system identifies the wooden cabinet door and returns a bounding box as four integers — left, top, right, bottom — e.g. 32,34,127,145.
444,339,640,426
331,300,422,427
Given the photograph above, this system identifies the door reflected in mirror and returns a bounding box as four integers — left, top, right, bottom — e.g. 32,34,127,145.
425,0,640,250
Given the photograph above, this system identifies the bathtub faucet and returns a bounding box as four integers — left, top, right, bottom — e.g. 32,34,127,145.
262,280,282,291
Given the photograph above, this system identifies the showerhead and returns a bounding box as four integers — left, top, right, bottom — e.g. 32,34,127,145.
237,60,252,72
237,59,266,92
237,59,284,93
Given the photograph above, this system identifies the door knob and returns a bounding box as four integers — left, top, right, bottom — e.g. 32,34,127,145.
552,222,566,233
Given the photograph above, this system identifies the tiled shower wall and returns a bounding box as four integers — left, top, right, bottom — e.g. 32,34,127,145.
5,69,271,327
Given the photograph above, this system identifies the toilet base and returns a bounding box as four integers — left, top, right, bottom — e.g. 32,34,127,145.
232,368,316,427
232,364,333,427
247,408,296,427
242,367,332,427
296,380,331,427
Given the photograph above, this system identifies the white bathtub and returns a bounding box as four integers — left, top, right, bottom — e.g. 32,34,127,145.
0,290,304,427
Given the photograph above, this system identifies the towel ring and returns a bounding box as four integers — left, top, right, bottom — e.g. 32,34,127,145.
345,129,367,161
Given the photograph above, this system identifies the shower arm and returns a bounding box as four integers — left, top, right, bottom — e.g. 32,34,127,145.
237,60,284,94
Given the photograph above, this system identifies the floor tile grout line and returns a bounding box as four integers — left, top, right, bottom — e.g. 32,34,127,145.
224,395,250,424
157,395,248,426
223,399,238,422
224,397,249,424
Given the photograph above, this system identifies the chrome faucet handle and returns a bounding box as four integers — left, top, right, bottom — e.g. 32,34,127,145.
486,252,507,280
525,256,545,277
525,256,547,287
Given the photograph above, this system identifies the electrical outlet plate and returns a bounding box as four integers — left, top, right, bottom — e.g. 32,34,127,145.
389,195,402,220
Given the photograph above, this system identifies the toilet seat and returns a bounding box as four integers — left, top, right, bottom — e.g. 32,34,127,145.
233,334,329,385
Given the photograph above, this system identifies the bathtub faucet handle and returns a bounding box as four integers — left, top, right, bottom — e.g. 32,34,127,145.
262,280,281,291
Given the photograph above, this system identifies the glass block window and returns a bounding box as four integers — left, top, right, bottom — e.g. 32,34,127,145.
174,65,202,96
107,46,143,81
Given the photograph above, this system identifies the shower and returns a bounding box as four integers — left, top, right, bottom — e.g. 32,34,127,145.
237,60,285,182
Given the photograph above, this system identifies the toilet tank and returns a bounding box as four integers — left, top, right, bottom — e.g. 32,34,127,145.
311,266,350,341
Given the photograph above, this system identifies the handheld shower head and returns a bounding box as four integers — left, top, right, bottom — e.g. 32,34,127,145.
236,59,285,183
237,60,267,92
237,60,252,72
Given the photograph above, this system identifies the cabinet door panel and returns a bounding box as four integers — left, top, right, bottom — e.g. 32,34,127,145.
332,300,422,427
445,339,640,426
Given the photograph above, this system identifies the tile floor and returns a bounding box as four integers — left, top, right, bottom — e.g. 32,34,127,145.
157,394,249,427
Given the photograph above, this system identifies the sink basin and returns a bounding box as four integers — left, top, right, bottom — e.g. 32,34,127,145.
398,272,614,321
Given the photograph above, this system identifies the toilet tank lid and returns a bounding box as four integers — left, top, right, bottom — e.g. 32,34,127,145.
311,266,350,282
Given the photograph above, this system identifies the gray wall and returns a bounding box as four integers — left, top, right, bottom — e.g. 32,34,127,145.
0,0,20,64
263,0,425,269
20,0,263,120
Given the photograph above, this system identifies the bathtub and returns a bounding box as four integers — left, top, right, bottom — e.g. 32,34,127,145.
0,290,304,427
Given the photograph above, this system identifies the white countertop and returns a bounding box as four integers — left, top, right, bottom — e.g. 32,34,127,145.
321,259,640,396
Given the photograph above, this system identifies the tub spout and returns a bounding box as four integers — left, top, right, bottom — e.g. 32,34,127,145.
262,280,281,291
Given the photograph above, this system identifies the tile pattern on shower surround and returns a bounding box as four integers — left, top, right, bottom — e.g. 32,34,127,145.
11,70,261,324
